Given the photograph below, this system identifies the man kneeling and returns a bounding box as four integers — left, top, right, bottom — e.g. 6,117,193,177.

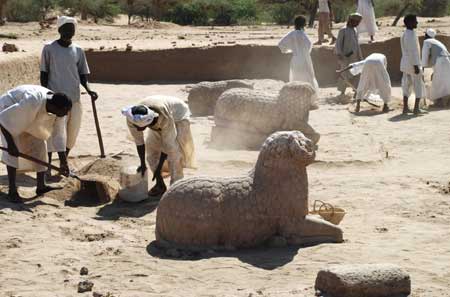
0,85,72,203
122,95,196,198
338,53,391,113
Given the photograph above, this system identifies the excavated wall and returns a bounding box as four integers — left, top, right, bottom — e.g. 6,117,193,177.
2,35,450,91
86,35,450,85
0,54,40,93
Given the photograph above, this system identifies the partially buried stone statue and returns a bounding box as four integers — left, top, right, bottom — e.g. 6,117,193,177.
211,82,320,150
155,131,342,249
187,80,254,116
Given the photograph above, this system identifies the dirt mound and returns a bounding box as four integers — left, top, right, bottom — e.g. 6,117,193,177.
45,158,122,204
77,157,123,180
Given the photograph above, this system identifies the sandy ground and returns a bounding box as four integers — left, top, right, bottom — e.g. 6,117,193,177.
1,82,450,297
1,16,450,297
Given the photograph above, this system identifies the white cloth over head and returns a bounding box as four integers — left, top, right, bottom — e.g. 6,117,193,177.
426,28,436,38
350,53,391,103
122,105,159,128
357,0,378,36
57,16,77,29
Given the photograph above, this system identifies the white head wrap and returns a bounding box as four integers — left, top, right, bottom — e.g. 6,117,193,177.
426,28,436,38
349,13,363,21
122,105,159,128
57,16,77,29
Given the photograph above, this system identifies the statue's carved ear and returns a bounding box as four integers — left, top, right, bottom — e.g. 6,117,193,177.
288,134,300,156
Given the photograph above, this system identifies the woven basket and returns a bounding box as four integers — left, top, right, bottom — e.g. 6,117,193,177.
310,200,346,225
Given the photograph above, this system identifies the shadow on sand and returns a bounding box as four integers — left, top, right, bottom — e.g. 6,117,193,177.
388,112,426,122
0,190,60,213
146,240,303,270
95,198,159,220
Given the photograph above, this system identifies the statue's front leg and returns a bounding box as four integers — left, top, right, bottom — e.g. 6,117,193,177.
281,215,343,246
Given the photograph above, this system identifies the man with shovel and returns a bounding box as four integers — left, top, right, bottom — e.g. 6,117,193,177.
0,85,72,203
40,16,98,177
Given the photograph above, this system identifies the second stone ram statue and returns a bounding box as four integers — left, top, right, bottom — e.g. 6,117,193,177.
211,82,320,149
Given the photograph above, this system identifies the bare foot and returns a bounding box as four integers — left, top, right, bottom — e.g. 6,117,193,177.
148,184,167,197
7,191,24,204
36,185,59,196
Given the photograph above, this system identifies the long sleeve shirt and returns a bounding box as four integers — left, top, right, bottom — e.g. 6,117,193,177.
127,95,191,152
0,85,56,140
400,29,421,74
421,38,449,68
335,26,363,60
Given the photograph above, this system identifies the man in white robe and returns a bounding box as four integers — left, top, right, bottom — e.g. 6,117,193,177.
421,28,450,107
357,0,378,42
123,95,195,198
400,14,425,115
0,85,72,202
338,53,391,113
278,15,319,91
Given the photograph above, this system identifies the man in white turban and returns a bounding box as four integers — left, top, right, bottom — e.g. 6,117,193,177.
335,13,364,97
0,85,72,203
338,53,391,113
40,16,98,177
123,95,196,198
422,28,450,107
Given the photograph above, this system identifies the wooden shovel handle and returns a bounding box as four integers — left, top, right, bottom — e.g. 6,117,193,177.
91,98,106,158
0,146,62,173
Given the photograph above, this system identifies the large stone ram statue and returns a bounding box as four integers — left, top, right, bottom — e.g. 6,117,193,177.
155,131,343,250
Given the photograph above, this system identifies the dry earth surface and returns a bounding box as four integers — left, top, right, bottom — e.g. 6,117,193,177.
1,15,450,297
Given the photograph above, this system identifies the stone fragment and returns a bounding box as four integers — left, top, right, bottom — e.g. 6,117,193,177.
80,267,89,276
2,43,19,52
78,280,94,293
315,264,411,297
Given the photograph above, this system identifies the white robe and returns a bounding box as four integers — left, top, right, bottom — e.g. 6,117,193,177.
0,85,56,172
422,38,450,101
357,0,378,36
127,95,195,185
278,30,319,91
350,53,391,103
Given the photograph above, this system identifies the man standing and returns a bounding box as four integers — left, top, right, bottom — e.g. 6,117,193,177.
357,0,378,43
279,15,319,92
421,28,450,107
335,13,364,97
40,16,98,176
122,95,196,198
401,14,424,115
0,85,72,203
316,0,336,45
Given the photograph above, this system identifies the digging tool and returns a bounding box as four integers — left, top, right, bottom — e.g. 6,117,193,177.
91,97,106,158
0,147,112,203
0,146,73,177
